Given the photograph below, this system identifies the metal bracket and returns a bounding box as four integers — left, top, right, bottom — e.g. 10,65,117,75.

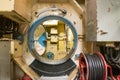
35,7,67,17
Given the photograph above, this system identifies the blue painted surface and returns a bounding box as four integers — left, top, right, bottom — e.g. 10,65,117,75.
46,52,54,59
38,32,46,47
75,54,80,59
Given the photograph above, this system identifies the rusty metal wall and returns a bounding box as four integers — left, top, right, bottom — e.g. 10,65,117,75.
97,0,120,41
86,0,120,41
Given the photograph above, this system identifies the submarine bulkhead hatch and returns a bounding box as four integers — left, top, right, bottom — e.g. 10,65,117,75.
28,15,78,65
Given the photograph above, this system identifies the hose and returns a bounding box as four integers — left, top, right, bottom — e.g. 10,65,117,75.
79,53,106,80
87,54,104,80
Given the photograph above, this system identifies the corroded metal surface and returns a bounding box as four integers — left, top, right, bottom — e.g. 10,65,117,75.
86,0,97,41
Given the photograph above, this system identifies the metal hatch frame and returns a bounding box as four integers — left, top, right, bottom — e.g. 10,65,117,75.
28,15,78,65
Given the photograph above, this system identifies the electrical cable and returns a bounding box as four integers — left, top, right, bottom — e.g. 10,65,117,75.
100,46,120,69
79,53,105,80
110,48,119,62
0,15,19,38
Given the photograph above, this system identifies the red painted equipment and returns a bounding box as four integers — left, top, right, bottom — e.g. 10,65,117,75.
22,74,31,80
117,75,120,80
79,52,116,80
79,53,88,80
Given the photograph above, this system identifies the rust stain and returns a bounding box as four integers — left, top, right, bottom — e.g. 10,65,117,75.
108,7,111,12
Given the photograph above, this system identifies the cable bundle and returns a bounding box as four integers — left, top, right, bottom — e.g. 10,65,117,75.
0,15,19,38
85,54,104,80
79,53,107,80
100,46,120,69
